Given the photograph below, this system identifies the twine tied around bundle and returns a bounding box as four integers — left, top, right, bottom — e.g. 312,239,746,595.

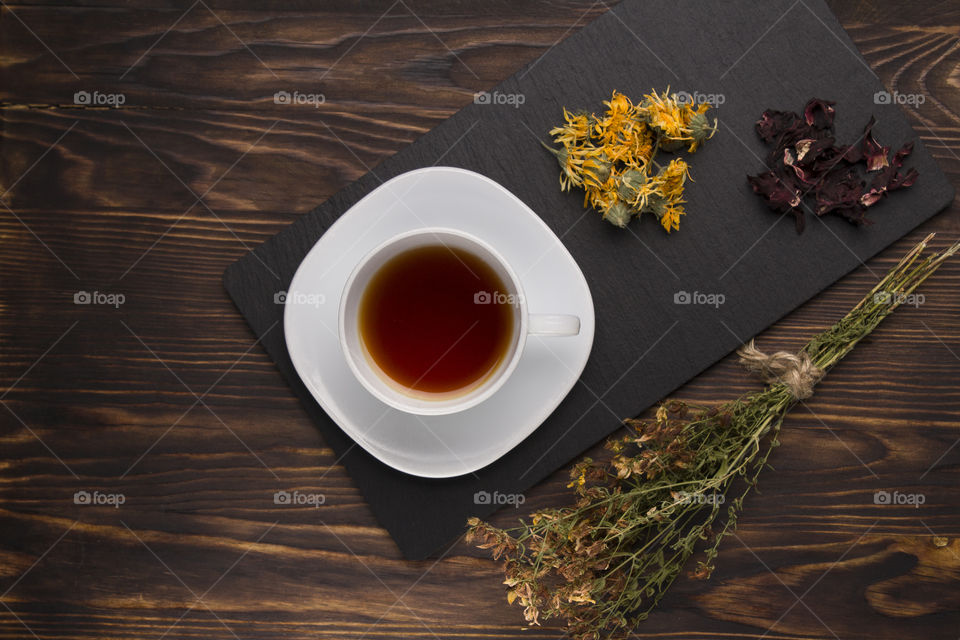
736,340,824,400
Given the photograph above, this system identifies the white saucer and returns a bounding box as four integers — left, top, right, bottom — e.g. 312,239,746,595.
284,167,595,478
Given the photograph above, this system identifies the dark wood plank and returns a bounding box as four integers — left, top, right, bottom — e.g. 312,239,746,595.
2,0,959,638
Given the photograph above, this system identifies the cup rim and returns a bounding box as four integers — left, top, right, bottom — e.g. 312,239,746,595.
338,227,528,416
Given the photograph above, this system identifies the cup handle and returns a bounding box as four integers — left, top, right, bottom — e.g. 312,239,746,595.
528,314,580,337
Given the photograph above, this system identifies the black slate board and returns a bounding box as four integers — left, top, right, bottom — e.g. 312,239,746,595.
224,0,954,559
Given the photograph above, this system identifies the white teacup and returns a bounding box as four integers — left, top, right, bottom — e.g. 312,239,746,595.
339,227,580,415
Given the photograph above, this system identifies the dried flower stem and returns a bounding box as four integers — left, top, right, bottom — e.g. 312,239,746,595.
468,234,959,640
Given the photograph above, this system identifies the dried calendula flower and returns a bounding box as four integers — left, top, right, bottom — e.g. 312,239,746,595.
545,89,716,232
686,105,717,152
652,158,690,232
640,89,688,149
550,108,592,146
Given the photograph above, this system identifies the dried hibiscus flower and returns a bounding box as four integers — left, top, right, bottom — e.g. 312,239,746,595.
747,97,918,232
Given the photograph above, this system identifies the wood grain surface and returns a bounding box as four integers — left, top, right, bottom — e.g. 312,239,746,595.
1,1,958,638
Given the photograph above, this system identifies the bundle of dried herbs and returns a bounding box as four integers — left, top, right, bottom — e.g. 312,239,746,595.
545,90,717,231
468,234,958,640
748,97,918,232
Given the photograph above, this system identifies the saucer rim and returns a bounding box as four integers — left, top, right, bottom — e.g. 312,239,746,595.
284,166,595,478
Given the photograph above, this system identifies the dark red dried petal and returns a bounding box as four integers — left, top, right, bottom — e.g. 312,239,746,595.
860,116,890,172
888,142,918,190
804,98,836,129
860,188,885,207
837,204,872,225
893,141,914,165
795,137,835,163
893,167,919,190
756,109,801,143
815,170,864,217
841,143,863,164
869,141,918,193
749,99,917,234
793,207,806,233
747,170,802,212
809,146,848,176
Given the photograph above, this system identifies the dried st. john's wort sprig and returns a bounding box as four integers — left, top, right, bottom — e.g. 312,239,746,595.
545,90,717,232
469,234,959,640
748,97,918,233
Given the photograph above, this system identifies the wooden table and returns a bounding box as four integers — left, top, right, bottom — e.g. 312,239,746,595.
2,1,958,638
